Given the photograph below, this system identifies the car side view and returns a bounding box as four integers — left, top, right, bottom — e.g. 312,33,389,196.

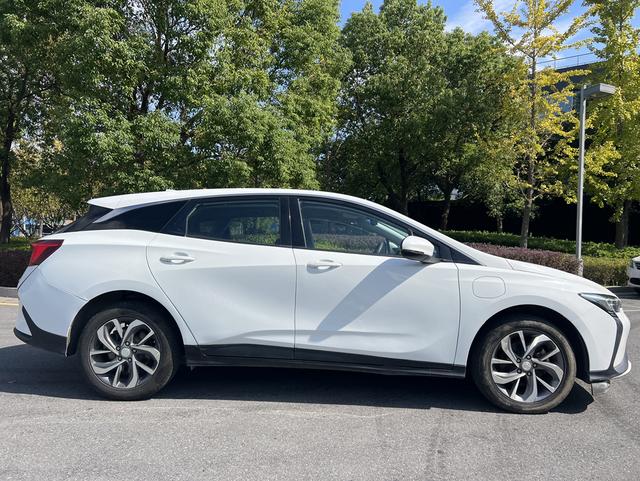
14,189,631,413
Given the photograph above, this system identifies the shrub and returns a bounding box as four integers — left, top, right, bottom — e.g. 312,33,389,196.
583,257,628,287
467,243,581,274
467,243,627,286
445,230,640,260
0,237,32,252
0,250,30,287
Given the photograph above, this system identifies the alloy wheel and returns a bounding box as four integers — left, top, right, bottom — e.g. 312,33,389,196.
89,318,161,389
490,329,565,403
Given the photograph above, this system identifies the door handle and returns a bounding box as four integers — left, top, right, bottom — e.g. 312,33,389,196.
307,259,342,270
159,252,195,265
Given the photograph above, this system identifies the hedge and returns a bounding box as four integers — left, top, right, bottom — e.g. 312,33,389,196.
467,243,580,272
445,230,640,260
583,257,628,287
468,243,627,286
0,237,32,252
0,250,30,287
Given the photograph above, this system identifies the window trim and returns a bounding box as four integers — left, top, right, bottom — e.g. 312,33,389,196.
291,196,453,261
162,195,292,248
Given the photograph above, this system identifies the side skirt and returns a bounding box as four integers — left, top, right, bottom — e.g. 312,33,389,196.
185,345,466,378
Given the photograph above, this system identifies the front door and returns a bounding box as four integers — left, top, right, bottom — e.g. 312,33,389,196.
292,198,460,366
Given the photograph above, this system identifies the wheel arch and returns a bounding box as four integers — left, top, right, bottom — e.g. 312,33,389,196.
467,304,590,381
66,290,186,360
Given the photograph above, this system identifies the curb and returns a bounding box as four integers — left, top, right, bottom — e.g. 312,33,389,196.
0,287,18,298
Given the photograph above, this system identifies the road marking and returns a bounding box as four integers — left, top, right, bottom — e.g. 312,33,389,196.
0,302,18,307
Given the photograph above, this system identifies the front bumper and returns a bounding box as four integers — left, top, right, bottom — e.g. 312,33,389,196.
587,304,631,384
13,307,67,355
589,353,632,383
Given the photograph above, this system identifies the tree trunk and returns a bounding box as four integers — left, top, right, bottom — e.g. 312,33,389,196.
614,200,632,248
519,54,538,249
520,186,534,248
496,216,503,233
397,147,409,215
0,109,16,244
440,190,453,230
387,193,408,216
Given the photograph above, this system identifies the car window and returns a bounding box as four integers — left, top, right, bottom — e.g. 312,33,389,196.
87,201,187,232
55,205,112,233
186,200,282,246
299,200,411,256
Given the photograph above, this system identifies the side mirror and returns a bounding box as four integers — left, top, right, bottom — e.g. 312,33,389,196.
401,236,435,263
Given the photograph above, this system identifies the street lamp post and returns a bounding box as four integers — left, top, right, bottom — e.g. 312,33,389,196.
576,83,616,277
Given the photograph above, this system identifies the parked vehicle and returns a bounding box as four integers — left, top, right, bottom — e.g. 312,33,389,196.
14,189,631,413
627,256,640,291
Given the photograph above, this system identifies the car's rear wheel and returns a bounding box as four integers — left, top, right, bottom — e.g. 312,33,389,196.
471,316,576,414
78,302,179,400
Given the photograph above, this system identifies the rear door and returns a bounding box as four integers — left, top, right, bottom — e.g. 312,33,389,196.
147,196,296,358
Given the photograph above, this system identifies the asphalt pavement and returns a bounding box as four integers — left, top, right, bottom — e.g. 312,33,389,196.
0,295,639,481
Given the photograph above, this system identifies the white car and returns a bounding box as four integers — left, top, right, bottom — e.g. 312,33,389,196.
14,189,631,413
628,256,640,290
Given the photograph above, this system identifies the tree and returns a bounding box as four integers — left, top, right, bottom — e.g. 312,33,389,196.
422,29,524,229
326,0,448,214
465,135,525,232
0,0,82,243
33,0,348,211
327,0,524,224
476,0,587,247
10,139,75,237
582,0,640,248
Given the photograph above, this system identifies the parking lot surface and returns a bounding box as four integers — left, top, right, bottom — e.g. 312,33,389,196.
1,294,639,481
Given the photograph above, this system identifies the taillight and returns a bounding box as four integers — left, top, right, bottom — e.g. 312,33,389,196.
29,240,64,266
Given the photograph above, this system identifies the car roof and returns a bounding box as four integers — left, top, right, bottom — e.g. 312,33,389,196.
89,188,374,209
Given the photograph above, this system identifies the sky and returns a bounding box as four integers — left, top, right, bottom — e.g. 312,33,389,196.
339,1,639,67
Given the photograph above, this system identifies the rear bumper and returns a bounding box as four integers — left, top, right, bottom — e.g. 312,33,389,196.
13,307,67,355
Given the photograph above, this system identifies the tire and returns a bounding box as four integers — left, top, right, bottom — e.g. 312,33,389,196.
78,301,180,400
471,315,577,414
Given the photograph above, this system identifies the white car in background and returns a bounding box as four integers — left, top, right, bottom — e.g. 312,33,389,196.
14,189,631,413
628,256,640,290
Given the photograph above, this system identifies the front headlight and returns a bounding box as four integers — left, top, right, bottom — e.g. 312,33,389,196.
579,293,622,316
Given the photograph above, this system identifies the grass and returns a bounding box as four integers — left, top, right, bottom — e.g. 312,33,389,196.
0,237,33,252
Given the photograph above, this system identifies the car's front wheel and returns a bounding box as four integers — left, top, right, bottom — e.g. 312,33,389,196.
78,302,180,400
471,316,577,414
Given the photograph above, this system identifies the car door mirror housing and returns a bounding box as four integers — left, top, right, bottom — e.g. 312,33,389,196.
401,236,436,263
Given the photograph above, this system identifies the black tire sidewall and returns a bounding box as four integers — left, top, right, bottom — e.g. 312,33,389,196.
472,316,577,414
78,302,179,401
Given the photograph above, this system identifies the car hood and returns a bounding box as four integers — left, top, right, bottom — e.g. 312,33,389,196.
506,259,610,294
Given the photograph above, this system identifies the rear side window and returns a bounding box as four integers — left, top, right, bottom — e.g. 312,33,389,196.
56,205,112,233
87,201,187,232
185,199,282,246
